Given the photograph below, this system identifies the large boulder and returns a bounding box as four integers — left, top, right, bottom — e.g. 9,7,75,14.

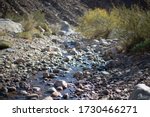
129,84,150,100
0,19,23,33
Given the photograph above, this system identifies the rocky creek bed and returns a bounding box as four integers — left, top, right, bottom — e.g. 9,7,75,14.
0,34,150,100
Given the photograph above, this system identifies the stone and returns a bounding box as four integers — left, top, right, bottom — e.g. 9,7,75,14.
33,87,41,92
63,93,69,99
7,86,16,92
14,58,25,64
20,90,28,95
75,88,84,95
0,18,23,33
102,89,109,95
47,87,57,93
51,91,62,97
43,96,53,100
43,70,49,78
129,84,150,100
56,86,63,91
26,94,39,100
115,88,121,93
53,69,60,73
69,48,78,55
54,80,68,89
100,39,110,46
73,71,83,79
101,71,110,75
59,21,74,35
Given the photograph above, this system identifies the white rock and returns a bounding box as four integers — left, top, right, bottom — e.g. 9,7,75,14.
129,84,150,100
0,18,23,33
43,96,53,100
54,80,68,89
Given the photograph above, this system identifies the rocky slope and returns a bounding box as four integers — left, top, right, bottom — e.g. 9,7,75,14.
0,0,148,25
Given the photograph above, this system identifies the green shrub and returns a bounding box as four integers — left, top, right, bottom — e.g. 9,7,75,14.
112,6,150,51
77,6,150,52
77,9,112,39
18,11,52,39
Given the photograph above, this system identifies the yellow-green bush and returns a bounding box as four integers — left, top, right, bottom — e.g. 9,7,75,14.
112,6,150,51
18,11,52,40
77,6,150,52
77,9,112,39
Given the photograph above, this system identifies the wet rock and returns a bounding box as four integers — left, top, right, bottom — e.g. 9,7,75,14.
56,86,63,91
63,93,69,99
47,87,57,93
73,71,83,79
129,84,150,100
54,80,68,89
0,86,8,94
75,88,84,95
115,88,121,93
43,96,53,100
101,71,110,75
51,91,62,97
69,48,78,55
14,58,25,64
53,69,60,74
7,86,16,92
102,89,109,95
43,70,49,78
49,73,56,78
26,94,39,100
20,90,28,95
64,55,73,62
33,87,41,92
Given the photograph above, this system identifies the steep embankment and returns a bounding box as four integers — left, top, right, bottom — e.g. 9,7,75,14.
0,0,148,25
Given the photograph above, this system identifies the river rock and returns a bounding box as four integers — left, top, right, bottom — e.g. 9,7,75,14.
51,91,62,97
33,87,41,92
129,84,150,100
63,93,69,99
26,94,39,100
47,87,57,93
54,80,68,89
0,19,23,33
43,96,53,100
7,86,16,92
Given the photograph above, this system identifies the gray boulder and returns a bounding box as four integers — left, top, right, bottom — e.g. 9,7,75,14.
0,18,23,33
58,21,75,35
129,84,150,100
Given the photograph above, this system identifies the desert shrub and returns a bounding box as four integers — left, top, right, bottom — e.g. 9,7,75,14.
77,9,112,39
5,12,25,22
18,11,52,39
112,6,150,51
77,6,150,52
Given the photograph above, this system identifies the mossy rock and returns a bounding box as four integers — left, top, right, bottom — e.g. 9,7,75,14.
0,40,12,50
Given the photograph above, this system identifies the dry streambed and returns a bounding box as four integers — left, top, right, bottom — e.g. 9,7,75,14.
0,34,150,100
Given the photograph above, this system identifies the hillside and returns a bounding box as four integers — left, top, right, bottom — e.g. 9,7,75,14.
0,0,149,25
